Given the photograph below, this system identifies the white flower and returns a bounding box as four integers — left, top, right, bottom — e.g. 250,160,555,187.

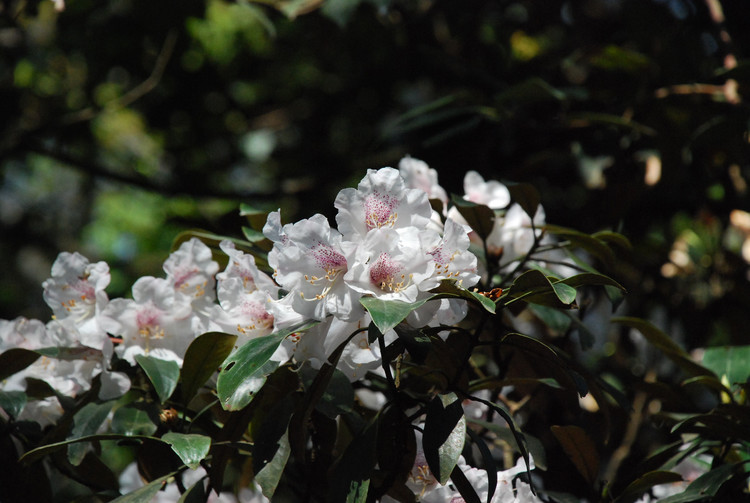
163,237,219,310
42,252,110,349
344,227,438,303
489,203,545,262
100,276,197,366
463,171,511,209
335,167,433,240
399,156,449,209
426,218,480,288
265,212,362,322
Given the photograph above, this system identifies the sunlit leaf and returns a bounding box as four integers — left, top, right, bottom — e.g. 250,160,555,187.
423,393,466,485
551,425,599,485
181,332,237,403
255,431,291,499
135,355,180,404
701,345,750,390
217,322,315,411
162,432,211,470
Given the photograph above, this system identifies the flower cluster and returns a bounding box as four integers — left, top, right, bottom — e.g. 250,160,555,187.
1,158,564,503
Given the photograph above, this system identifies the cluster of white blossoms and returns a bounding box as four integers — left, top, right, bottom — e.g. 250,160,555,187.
1,158,553,502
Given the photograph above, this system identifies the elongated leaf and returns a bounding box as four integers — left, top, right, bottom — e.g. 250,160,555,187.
20,433,160,465
67,401,114,465
613,317,714,377
423,393,466,485
466,428,497,503
658,463,739,503
449,463,481,503
255,431,291,499
329,417,378,503
217,322,315,411
560,272,625,291
0,391,26,418
551,425,599,485
0,348,40,381
110,473,173,503
616,471,684,503
135,355,180,404
177,479,206,503
162,432,211,470
181,332,237,403
505,269,576,308
433,280,496,314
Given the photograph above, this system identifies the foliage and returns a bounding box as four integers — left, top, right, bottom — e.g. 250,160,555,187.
1,0,750,502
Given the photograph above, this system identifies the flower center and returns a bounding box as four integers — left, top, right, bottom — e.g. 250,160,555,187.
369,252,412,292
301,242,347,301
364,191,399,230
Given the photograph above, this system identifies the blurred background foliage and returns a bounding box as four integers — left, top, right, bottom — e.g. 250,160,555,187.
1,0,749,497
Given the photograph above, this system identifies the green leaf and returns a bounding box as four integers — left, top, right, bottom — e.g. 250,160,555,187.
329,415,378,503
559,272,625,291
658,463,739,503
255,431,291,499
110,473,174,503
613,317,714,378
423,393,466,485
702,345,750,389
135,355,180,404
67,401,114,466
0,391,26,418
360,296,430,334
433,280,496,314
0,348,40,381
299,365,354,419
551,425,599,485
111,402,159,436
217,322,315,411
505,269,576,308
495,77,567,104
615,471,684,503
181,332,238,403
177,479,206,503
507,183,541,219
451,196,496,240
20,433,160,465
545,225,617,269
162,432,211,470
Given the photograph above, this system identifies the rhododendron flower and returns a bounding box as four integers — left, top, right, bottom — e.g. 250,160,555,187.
335,167,433,240
100,276,197,365
488,203,545,261
426,217,480,287
265,211,362,321
42,251,110,349
399,156,449,208
463,170,511,209
163,237,219,310
345,227,438,303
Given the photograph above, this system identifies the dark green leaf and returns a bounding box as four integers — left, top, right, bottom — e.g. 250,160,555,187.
495,77,567,104
507,183,541,219
0,391,26,418
451,196,496,240
505,269,575,308
423,392,466,485
110,473,174,503
613,317,715,378
20,433,159,465
177,479,207,503
551,425,599,485
299,365,354,418
111,402,159,436
67,401,114,466
181,332,237,403
162,432,211,470
329,416,378,503
658,464,739,503
616,471,684,503
135,355,180,404
0,348,40,381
